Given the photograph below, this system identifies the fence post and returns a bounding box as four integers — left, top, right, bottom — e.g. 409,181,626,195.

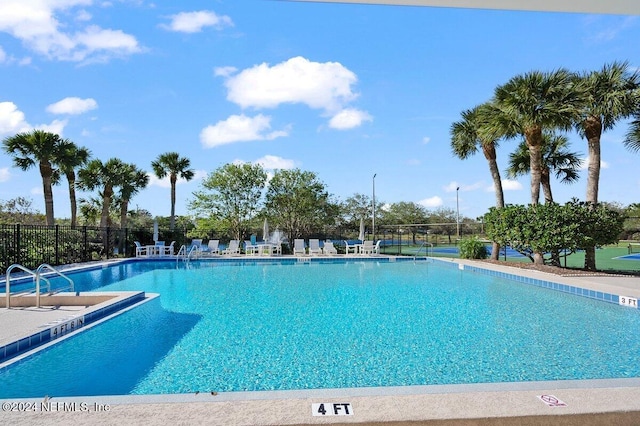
15,223,20,266
83,226,88,262
55,224,60,265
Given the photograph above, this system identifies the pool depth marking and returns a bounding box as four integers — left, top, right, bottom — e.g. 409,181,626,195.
312,402,353,416
619,296,638,308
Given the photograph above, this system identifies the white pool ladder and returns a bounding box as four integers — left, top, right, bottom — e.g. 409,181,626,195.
414,242,433,260
5,263,75,309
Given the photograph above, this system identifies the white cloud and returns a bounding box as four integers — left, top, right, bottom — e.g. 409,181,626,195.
36,119,67,136
406,159,421,166
214,66,236,77
148,169,207,188
422,136,431,144
0,102,30,135
46,97,98,115
31,186,43,196
580,156,609,170
418,196,443,208
328,108,372,130
444,181,484,192
0,0,141,63
0,167,11,182
161,10,233,33
494,179,523,191
254,155,296,170
221,56,359,112
0,46,5,62
200,114,289,148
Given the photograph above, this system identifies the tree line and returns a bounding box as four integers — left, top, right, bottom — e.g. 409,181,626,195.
450,61,640,269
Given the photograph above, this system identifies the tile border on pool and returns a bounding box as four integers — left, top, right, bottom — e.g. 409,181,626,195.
427,258,637,310
0,291,147,365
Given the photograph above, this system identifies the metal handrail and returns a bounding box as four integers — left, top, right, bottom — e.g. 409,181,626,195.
5,264,36,308
187,245,200,261
5,263,60,308
414,242,433,260
176,244,187,264
35,264,75,307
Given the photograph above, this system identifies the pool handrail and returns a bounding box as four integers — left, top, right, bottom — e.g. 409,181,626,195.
35,264,75,307
5,263,73,308
414,242,433,259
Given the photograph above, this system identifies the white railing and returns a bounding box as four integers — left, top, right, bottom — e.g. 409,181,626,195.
5,263,74,308
414,242,433,259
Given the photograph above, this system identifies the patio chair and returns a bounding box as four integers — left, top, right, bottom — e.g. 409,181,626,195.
244,240,259,255
160,241,175,256
360,240,375,255
308,239,322,256
207,240,220,255
372,240,381,255
322,241,337,255
134,241,148,257
293,239,306,256
344,240,358,255
222,240,240,256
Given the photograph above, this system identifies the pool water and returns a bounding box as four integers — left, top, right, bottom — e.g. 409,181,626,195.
1,260,639,398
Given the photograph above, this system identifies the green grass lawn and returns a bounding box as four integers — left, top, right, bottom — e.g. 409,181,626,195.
384,242,640,273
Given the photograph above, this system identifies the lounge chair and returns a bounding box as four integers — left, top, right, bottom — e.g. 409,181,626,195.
344,240,358,255
134,241,148,257
207,240,220,255
308,239,322,256
293,239,306,256
222,240,240,256
372,240,381,255
323,241,337,255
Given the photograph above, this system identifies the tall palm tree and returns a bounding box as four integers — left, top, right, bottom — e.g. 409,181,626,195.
151,152,195,230
56,139,91,227
451,102,504,260
506,132,583,203
578,62,639,204
2,130,65,225
576,62,639,270
492,69,587,207
78,158,127,228
118,164,149,229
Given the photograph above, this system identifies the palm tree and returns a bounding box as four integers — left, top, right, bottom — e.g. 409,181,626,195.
56,140,91,227
492,69,587,207
151,152,194,230
576,62,639,270
2,130,65,225
451,102,504,260
506,132,583,203
78,158,127,228
118,164,149,229
624,117,640,153
578,62,639,204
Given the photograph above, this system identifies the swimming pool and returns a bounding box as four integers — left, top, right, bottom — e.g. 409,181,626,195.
1,259,639,399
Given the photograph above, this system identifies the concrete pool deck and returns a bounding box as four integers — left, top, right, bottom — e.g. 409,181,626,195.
1,257,640,425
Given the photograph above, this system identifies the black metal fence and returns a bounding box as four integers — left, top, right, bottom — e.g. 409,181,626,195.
0,224,191,272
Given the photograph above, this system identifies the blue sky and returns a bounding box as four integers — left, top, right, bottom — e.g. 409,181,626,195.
0,1,638,222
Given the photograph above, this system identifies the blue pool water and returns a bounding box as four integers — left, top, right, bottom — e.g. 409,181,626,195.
1,260,640,399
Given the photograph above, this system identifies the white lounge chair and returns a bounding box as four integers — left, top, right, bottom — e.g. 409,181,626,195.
308,239,322,255
222,240,240,256
372,240,381,255
293,239,306,256
207,240,220,255
322,241,337,255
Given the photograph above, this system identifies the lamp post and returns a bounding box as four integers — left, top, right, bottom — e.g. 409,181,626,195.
372,173,377,242
456,186,460,239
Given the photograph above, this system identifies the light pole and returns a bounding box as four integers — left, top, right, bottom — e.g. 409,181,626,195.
372,173,377,242
456,186,460,239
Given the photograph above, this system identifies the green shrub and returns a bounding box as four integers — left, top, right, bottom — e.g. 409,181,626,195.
459,237,488,259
